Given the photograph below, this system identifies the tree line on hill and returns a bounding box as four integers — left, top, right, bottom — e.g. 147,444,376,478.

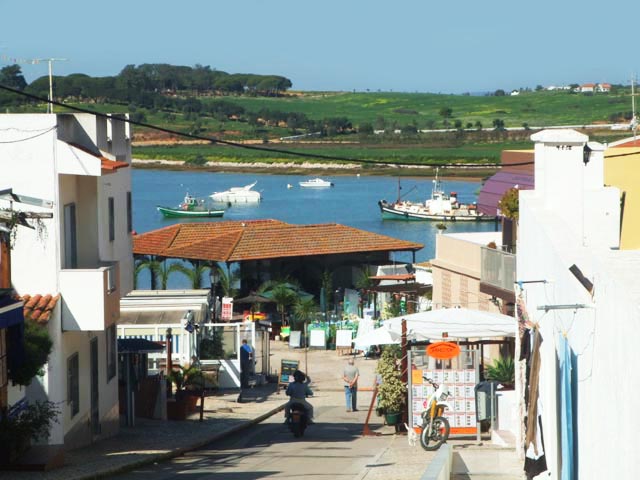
0,63,292,104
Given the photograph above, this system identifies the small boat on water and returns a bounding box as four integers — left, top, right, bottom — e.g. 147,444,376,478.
299,178,334,188
157,193,225,218
378,171,495,222
210,181,262,204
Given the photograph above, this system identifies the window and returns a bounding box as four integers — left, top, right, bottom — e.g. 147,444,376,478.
108,197,115,241
67,353,79,417
126,191,132,233
63,203,77,268
106,325,116,381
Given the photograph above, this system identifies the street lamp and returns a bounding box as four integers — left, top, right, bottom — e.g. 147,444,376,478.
209,267,220,322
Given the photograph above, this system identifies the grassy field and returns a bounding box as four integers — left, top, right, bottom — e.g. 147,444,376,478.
49,89,638,172
198,90,634,129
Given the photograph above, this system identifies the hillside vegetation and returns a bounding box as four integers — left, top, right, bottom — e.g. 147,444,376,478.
0,63,635,171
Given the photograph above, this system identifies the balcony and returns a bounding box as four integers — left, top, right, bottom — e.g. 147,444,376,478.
480,247,516,299
60,262,120,331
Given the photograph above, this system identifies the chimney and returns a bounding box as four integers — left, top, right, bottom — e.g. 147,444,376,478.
530,129,619,248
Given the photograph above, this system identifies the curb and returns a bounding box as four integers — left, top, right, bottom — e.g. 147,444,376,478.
75,402,286,480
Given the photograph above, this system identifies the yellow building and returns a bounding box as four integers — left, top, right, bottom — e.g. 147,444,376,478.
605,142,640,250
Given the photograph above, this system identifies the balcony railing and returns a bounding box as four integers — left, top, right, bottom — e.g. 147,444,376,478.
481,247,516,293
60,262,120,331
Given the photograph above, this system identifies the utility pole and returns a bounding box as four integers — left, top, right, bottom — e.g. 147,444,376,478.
1,55,68,113
34,58,67,113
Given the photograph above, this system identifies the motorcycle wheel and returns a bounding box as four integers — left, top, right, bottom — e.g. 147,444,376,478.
420,416,450,451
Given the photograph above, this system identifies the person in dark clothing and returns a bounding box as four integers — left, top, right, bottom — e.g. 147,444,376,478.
240,339,253,388
284,370,314,423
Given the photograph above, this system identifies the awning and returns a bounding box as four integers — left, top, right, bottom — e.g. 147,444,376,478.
0,300,24,329
117,338,165,354
118,309,204,325
354,308,516,344
477,171,534,216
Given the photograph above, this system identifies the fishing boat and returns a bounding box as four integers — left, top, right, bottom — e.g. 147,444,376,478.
210,181,262,203
299,178,334,188
378,172,495,222
157,193,224,218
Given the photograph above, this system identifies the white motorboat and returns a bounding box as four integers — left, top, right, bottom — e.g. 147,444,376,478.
210,181,262,203
299,178,334,188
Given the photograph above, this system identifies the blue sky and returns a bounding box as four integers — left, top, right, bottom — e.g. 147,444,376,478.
1,0,637,94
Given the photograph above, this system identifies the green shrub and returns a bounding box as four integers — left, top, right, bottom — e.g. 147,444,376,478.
484,356,515,384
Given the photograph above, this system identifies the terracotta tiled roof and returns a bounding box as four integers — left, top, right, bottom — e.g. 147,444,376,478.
101,159,129,171
21,294,60,324
133,220,423,262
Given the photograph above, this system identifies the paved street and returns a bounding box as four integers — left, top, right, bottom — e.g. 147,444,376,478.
0,341,523,480
111,399,438,480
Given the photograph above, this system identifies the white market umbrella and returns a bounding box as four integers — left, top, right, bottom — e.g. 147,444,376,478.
383,307,516,341
353,324,401,347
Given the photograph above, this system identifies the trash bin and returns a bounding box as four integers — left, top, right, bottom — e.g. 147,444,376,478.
474,381,501,422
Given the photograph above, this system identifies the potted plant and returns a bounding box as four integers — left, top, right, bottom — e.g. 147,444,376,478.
167,365,204,420
0,401,59,465
484,356,515,389
375,349,406,425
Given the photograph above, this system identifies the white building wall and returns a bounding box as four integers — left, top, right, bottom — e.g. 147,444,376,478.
1,112,133,449
517,129,639,479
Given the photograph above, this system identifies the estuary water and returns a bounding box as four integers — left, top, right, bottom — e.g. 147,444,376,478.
132,169,498,266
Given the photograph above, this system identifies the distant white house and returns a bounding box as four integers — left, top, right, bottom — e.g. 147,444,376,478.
0,112,134,450
579,83,596,93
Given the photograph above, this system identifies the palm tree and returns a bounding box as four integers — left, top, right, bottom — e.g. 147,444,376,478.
292,297,316,331
214,263,240,298
171,260,210,289
257,279,300,326
134,256,165,290
354,267,373,316
270,284,298,326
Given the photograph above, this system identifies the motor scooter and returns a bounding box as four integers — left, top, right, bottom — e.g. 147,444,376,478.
287,402,309,438
285,372,313,438
420,377,451,451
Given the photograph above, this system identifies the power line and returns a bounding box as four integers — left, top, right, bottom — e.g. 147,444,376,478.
2,83,633,166
0,83,514,168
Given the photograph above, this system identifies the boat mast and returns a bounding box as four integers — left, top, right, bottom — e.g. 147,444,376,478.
431,167,440,200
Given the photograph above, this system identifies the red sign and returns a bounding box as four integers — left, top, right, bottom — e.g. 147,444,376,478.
221,297,233,321
426,342,461,360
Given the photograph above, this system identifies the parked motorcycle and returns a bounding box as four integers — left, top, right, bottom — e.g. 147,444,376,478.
287,402,309,438
420,377,451,451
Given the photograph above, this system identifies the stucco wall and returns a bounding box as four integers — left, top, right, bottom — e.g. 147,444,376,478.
517,130,640,479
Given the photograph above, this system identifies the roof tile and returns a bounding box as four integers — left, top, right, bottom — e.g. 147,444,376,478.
20,293,60,325
133,220,423,262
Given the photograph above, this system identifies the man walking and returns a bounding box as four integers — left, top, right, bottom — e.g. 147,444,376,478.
343,357,359,412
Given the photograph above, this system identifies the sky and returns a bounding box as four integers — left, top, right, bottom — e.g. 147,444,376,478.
1,0,638,94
